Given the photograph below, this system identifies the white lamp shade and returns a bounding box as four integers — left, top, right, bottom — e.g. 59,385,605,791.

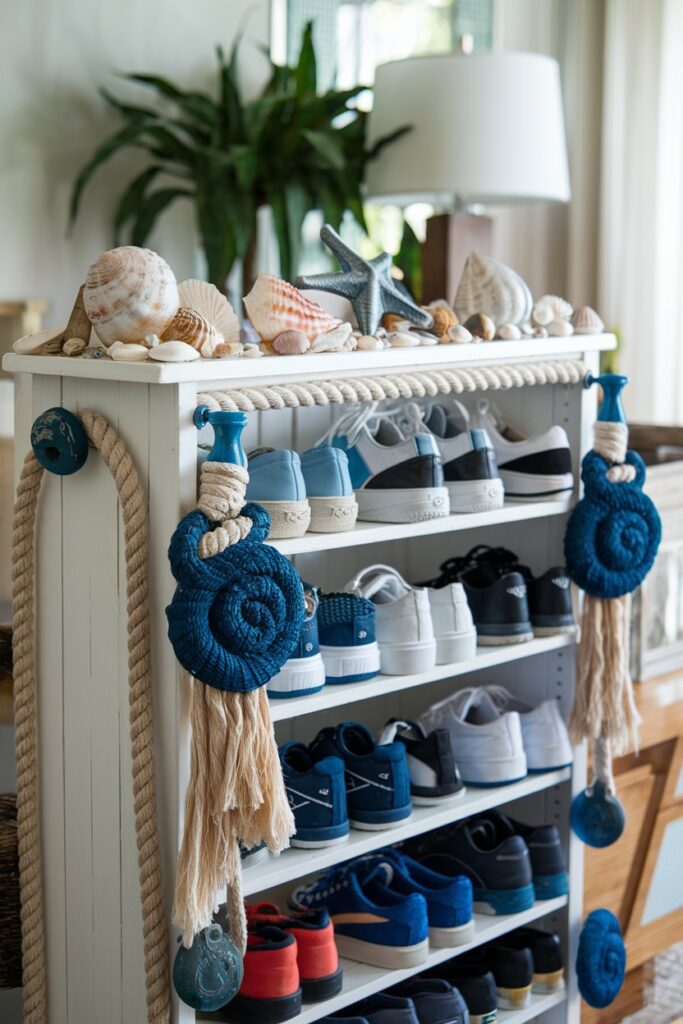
366,52,570,206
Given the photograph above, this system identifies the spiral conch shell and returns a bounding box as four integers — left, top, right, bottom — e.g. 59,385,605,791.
83,246,179,347
244,273,342,342
453,252,533,328
160,308,224,357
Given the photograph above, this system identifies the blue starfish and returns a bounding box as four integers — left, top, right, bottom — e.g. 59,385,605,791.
295,224,433,337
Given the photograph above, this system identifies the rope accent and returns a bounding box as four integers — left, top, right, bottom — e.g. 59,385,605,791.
12,411,171,1024
594,421,637,482
197,358,587,412
196,462,252,558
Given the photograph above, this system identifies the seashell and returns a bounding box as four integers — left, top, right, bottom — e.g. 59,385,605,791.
532,294,573,327
242,344,263,358
84,246,179,347
533,326,548,338
497,323,522,341
381,313,403,333
272,330,310,355
447,324,474,344
521,322,535,336
310,322,353,353
63,337,87,357
463,313,496,341
244,273,341,342
547,318,574,337
160,308,223,357
388,331,421,348
63,285,92,345
109,341,149,361
178,279,241,346
572,305,604,335
423,301,458,337
419,333,439,346
148,341,201,363
454,251,532,327
13,327,65,355
214,342,245,359
356,334,384,351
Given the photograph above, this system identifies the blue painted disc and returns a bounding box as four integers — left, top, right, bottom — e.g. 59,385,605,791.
570,780,626,848
31,408,88,476
173,924,243,1012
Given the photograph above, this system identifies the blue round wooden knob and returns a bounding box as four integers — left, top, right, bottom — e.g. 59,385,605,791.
172,924,243,1011
570,780,626,848
31,408,88,476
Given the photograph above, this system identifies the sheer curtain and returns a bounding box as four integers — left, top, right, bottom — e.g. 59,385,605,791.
599,0,683,423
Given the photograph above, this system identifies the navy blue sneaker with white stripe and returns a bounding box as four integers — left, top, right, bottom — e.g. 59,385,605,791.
317,592,380,685
267,585,326,699
279,742,349,848
310,722,412,829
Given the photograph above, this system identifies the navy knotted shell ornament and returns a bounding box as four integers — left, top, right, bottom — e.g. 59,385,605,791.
173,924,243,1011
570,780,625,848
576,909,626,1008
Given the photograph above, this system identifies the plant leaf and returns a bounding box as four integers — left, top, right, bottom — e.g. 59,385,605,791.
302,130,344,170
113,165,163,243
69,122,148,230
130,188,192,246
124,73,219,126
295,21,317,97
367,124,412,160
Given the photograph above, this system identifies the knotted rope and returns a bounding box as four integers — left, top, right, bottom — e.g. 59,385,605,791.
12,410,170,1024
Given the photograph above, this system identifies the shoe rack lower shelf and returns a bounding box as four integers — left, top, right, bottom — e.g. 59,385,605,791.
242,767,571,897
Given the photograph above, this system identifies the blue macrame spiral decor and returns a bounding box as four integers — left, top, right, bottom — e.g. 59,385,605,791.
576,909,626,1008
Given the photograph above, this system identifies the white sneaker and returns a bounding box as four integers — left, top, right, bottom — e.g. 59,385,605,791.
420,686,527,786
346,565,437,675
492,688,573,770
427,584,477,664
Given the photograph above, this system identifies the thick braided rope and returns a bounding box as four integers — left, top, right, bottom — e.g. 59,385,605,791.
196,461,252,557
197,358,587,411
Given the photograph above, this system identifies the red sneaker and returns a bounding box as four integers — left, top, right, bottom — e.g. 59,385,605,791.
246,901,342,1002
206,924,301,1023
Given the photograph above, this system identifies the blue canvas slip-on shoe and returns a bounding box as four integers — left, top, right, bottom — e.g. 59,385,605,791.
317,592,380,684
477,810,569,899
316,404,449,523
245,447,311,538
290,860,429,969
379,720,465,805
300,447,358,533
267,585,326,699
279,742,349,848
390,978,470,1024
310,722,412,829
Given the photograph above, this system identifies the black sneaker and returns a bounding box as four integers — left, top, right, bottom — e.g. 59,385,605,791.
380,719,465,804
390,978,469,1024
480,810,569,900
505,927,565,993
526,567,575,635
431,962,497,1024
349,992,419,1024
421,404,504,514
486,941,534,1010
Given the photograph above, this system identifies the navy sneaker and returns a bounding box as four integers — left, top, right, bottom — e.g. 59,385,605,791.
310,723,412,829
480,811,569,899
434,962,497,1024
317,592,381,684
350,993,420,1024
485,941,534,1010
279,742,349,848
267,585,326,699
240,841,267,868
524,566,575,636
380,719,465,804
506,927,565,993
390,978,469,1024
291,860,429,969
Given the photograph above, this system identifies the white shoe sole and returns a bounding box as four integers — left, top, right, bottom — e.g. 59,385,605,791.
500,468,573,501
459,752,527,785
533,972,566,994
533,624,577,637
429,919,475,947
349,814,413,831
379,640,437,676
412,789,466,806
260,499,311,538
334,934,429,969
435,629,477,664
525,744,573,771
267,653,325,696
477,631,534,646
307,494,358,533
290,833,349,849
355,487,449,523
319,642,380,682
497,985,532,1010
447,478,504,513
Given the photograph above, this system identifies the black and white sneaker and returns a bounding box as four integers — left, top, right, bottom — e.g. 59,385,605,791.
471,399,573,500
379,719,465,804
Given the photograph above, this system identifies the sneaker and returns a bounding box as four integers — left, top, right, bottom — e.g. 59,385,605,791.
379,719,465,804
290,860,429,969
434,963,497,1024
471,399,573,500
300,447,359,533
486,941,534,1010
317,591,380,684
244,902,343,1002
477,811,569,899
267,585,326,698
203,924,301,1023
317,405,449,523
420,401,504,513
310,722,412,829
246,448,311,538
427,582,477,663
485,687,573,771
240,841,268,868
346,565,436,675
420,687,527,786
504,927,565,994
279,742,349,848
390,978,470,1024
349,993,420,1023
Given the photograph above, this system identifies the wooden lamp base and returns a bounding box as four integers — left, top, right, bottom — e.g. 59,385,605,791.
421,212,492,305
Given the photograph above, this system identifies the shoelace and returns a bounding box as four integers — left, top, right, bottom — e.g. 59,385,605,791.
315,402,408,448
345,563,412,600
435,545,523,585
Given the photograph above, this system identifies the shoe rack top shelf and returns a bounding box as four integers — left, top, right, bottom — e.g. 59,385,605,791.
3,332,616,385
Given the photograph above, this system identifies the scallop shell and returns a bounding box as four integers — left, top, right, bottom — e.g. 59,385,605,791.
149,341,201,363
532,294,573,327
547,318,574,337
13,327,65,355
572,305,604,334
109,341,149,362
178,279,240,345
84,246,179,347
244,274,341,342
272,330,310,355
447,324,474,344
463,313,496,341
160,308,224,357
454,252,533,327
356,334,384,351
497,323,522,341
310,322,353,352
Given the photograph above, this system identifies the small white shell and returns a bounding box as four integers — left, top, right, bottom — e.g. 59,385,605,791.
419,333,439,346
532,294,573,327
178,279,240,345
310,322,353,352
547,318,574,337
388,331,421,348
448,324,474,344
215,341,246,359
148,341,201,362
497,323,522,341
356,334,384,351
13,327,64,354
109,341,149,361
572,305,604,334
63,337,87,357
533,326,548,338
242,344,263,358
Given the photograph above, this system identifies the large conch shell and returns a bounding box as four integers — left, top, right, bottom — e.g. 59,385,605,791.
178,279,241,346
160,308,224,357
244,273,342,342
453,252,533,328
84,246,179,347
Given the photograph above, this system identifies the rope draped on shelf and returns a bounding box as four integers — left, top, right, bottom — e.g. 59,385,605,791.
196,358,587,412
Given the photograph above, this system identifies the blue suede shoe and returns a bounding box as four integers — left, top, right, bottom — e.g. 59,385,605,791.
267,585,326,699
317,592,380,684
310,723,412,829
279,741,349,849
300,447,358,533
246,448,311,539
291,859,429,969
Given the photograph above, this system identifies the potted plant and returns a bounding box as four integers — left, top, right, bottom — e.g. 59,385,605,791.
69,23,408,293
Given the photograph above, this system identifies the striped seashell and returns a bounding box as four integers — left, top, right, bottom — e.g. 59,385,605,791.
272,330,310,355
454,252,532,327
178,279,240,345
83,246,179,347
243,273,341,342
572,305,604,335
160,308,224,357
532,294,573,327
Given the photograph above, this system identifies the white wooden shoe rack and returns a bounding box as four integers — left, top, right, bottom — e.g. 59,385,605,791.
4,333,615,1024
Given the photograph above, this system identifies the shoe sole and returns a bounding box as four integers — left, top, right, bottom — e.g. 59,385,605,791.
496,984,533,1010
473,883,536,915
470,1013,497,1024
349,812,413,831
307,494,359,533
435,629,477,664
267,654,326,698
459,753,527,786
379,640,437,676
301,967,344,1002
429,919,475,947
534,871,570,899
355,486,449,523
319,642,380,684
204,989,302,1023
290,831,350,849
334,934,429,969
240,846,268,868
447,478,504,513
532,624,577,637
476,631,534,646
499,468,573,500
532,971,566,994
411,788,466,806
260,499,311,538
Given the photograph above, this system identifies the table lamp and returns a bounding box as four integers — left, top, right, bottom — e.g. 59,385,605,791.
366,52,571,301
